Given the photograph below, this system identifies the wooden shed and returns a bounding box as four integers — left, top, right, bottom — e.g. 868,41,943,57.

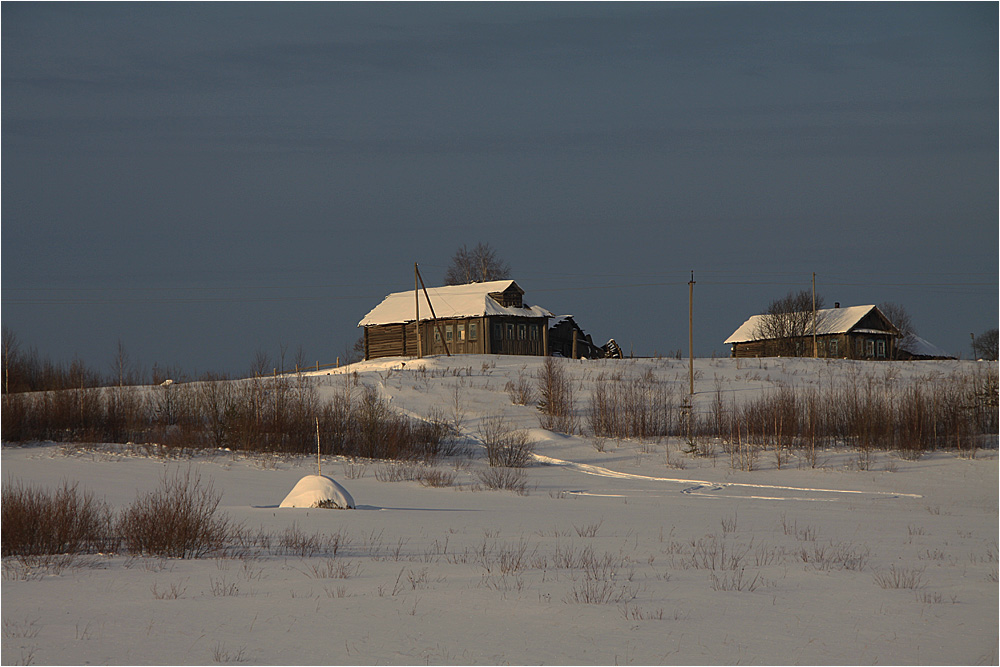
359,280,551,360
725,304,900,359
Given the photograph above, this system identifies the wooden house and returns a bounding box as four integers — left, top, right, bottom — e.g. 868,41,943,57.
359,280,551,360
725,304,900,359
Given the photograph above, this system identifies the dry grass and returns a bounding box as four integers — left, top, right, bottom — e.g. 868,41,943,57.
872,565,926,589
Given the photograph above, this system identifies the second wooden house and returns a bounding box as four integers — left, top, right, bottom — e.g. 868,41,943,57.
358,280,551,360
724,304,900,359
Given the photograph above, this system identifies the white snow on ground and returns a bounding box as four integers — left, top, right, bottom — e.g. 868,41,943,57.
2,355,997,665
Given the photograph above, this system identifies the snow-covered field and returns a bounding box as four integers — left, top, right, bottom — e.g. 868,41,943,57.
3,356,998,665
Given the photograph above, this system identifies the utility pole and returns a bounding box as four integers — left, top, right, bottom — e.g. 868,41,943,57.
415,263,422,358
812,272,818,358
415,265,451,356
688,271,695,396
316,417,322,477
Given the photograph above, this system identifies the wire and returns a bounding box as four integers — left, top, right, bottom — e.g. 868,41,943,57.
4,270,994,307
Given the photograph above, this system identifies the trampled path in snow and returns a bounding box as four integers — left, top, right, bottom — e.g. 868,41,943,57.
531,451,923,502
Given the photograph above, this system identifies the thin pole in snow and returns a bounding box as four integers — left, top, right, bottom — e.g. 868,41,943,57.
415,263,422,358
688,270,695,396
812,272,818,358
316,417,321,477
416,265,451,356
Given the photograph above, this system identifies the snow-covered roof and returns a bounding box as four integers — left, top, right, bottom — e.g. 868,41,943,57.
724,305,894,344
359,280,552,327
899,335,955,359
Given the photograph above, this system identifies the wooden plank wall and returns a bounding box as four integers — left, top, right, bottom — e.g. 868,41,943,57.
365,316,549,359
365,323,418,360
732,333,895,360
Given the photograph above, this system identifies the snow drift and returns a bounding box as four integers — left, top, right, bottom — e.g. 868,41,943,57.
278,474,355,509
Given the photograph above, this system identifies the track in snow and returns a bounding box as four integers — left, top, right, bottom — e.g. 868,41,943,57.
532,453,923,502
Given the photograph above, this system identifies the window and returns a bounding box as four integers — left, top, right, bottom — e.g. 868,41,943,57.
829,339,838,356
434,329,441,343
529,325,538,341
469,323,478,341
518,324,526,340
446,326,453,343
877,340,886,358
506,323,514,339
457,324,465,341
494,324,503,340
866,340,875,357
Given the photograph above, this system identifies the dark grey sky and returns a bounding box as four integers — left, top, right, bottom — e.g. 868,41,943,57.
3,2,997,376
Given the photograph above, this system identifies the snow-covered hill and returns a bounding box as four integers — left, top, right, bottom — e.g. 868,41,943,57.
3,356,997,665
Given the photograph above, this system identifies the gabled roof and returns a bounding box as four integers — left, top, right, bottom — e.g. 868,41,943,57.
724,305,897,344
899,335,955,359
359,280,552,327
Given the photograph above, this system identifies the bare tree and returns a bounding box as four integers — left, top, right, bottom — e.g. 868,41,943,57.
343,336,365,364
972,329,998,360
879,302,916,358
443,242,511,285
752,290,825,355
111,339,135,387
250,348,271,378
2,328,20,394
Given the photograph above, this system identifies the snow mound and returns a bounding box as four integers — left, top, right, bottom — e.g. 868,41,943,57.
279,475,355,509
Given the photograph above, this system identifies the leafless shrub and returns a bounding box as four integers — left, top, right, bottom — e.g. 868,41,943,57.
1,480,114,557
709,567,763,592
212,642,249,664
752,543,786,567
873,565,926,589
373,461,420,482
273,525,347,558
477,413,534,468
477,538,533,576
564,553,640,605
417,468,458,488
618,603,666,621
2,372,460,463
574,520,603,538
566,577,640,605
474,467,529,495
2,616,42,639
799,542,871,571
588,371,675,441
505,369,535,406
209,575,240,597
687,536,751,571
150,580,188,600
537,357,577,433
303,559,362,579
781,515,817,542
118,469,233,559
